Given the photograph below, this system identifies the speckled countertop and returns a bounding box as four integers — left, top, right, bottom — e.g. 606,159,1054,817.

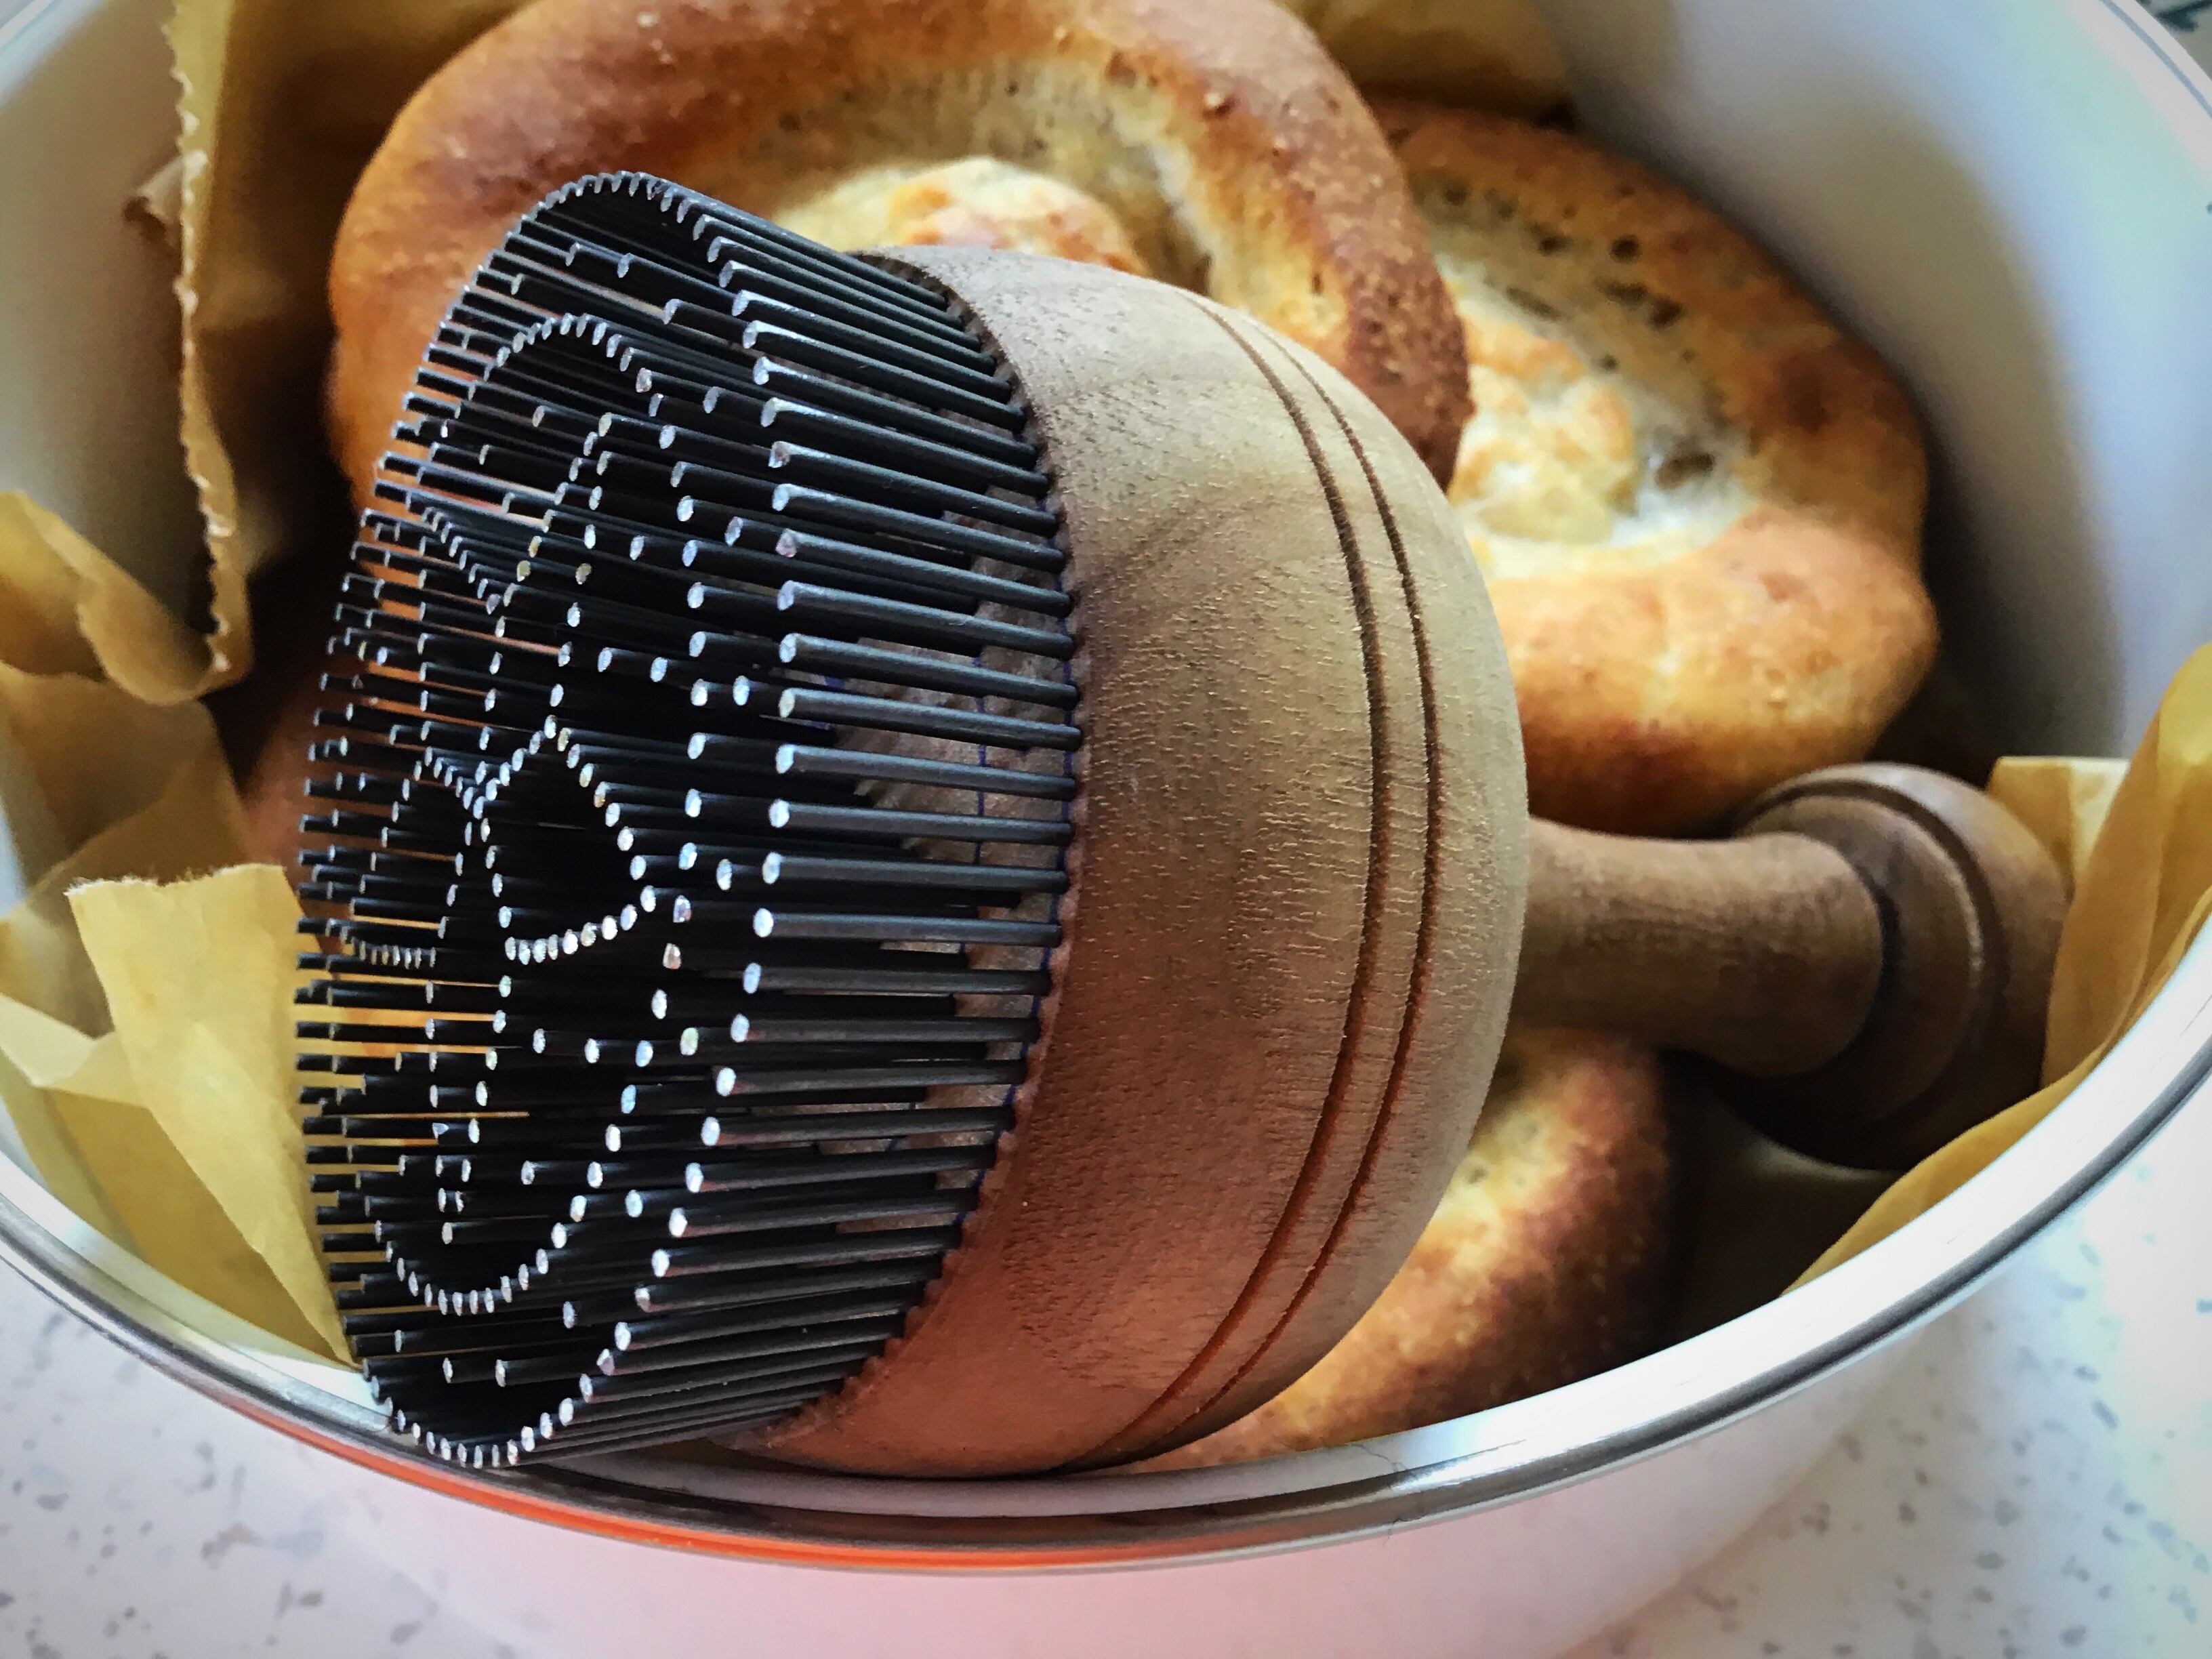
1574,1078,2212,1659
3,1074,2206,1659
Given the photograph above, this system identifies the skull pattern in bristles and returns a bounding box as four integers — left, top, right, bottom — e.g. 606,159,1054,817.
295,175,1077,1467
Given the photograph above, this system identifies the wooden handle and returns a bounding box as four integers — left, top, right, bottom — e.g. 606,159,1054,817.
1517,821,1885,1078
1513,763,2069,1170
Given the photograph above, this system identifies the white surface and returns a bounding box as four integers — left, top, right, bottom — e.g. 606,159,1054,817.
241,1334,1896,1659
0,1258,1897,1659
1573,1088,2212,1659
1,1081,2206,1658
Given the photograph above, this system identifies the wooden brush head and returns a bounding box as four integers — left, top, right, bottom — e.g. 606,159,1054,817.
751,248,1530,1475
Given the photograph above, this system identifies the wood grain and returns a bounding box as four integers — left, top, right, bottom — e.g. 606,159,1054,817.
1515,763,2068,1170
1717,764,2067,1168
749,247,1529,1477
1516,821,1883,1077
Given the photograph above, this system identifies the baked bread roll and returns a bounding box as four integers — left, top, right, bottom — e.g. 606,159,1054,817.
1139,1027,1673,1469
323,0,1471,497
1269,0,1570,117
1378,102,1940,834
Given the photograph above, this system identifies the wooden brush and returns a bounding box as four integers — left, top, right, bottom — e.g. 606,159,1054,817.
294,174,2064,1477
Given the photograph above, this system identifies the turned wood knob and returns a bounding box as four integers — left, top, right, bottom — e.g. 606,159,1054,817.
1514,762,2069,1170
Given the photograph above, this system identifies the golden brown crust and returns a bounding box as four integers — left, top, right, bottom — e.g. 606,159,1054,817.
1269,0,1571,117
1136,1027,1674,1469
325,0,1469,493
1495,511,1942,838
1375,100,1938,834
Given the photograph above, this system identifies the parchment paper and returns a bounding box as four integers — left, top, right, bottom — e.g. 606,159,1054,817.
169,0,531,689
0,0,2203,1402
0,494,344,1358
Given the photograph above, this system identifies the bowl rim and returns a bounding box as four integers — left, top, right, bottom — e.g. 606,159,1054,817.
6,928,2207,1570
2,0,2211,1574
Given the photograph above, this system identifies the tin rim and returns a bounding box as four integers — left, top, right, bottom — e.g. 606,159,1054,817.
1,930,2203,1568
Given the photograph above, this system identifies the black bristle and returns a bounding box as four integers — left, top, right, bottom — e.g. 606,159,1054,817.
298,171,1072,1465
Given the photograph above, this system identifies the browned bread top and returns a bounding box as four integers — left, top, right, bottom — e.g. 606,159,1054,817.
1269,0,1570,115
1378,101,1939,834
1136,1026,1675,1469
325,0,1471,495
